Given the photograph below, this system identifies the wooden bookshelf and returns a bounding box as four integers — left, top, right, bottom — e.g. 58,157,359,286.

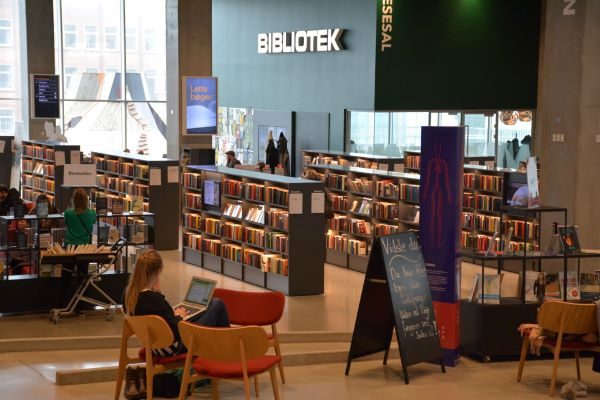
302,149,403,172
182,165,325,296
91,151,179,250
20,140,80,209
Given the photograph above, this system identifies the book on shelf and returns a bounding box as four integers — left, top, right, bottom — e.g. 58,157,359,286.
223,203,243,219
356,199,371,215
558,225,581,253
349,200,359,213
245,206,265,224
544,273,561,300
348,177,372,194
580,272,600,301
112,198,124,214
559,271,581,301
96,197,108,214
131,196,145,213
522,271,546,302
473,272,503,304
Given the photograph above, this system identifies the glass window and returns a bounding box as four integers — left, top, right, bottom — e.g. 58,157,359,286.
463,113,495,158
64,24,77,48
63,100,124,153
0,65,13,89
0,108,15,132
126,102,166,158
104,26,118,50
389,112,429,155
125,27,137,51
63,66,77,90
497,111,534,168
85,67,98,73
0,19,12,45
144,69,156,98
144,28,156,52
84,25,97,49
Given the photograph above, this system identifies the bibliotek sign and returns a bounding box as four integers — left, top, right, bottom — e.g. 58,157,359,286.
257,28,344,54
63,164,96,186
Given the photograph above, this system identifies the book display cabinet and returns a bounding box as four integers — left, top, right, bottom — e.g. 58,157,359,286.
21,140,80,209
181,165,325,296
302,149,403,172
91,151,179,250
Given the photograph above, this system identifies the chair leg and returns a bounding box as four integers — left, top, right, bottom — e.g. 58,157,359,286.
211,379,220,400
243,375,252,400
575,351,581,380
114,361,126,400
550,348,561,396
178,370,191,400
254,376,260,397
272,326,285,384
269,366,281,400
146,368,153,400
517,336,529,382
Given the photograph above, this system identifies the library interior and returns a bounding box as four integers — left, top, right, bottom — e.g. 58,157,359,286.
1,0,600,399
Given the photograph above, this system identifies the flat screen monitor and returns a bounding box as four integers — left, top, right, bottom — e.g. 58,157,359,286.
30,74,60,119
182,76,217,135
504,172,528,206
203,180,221,207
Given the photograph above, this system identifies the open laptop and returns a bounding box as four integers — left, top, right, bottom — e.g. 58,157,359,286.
172,277,217,321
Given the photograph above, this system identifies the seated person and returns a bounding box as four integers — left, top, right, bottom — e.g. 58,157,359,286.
0,185,8,214
124,250,230,356
29,194,61,233
8,219,35,275
0,188,22,216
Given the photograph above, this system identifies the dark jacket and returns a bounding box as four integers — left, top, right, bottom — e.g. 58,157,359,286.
266,139,279,168
0,188,21,216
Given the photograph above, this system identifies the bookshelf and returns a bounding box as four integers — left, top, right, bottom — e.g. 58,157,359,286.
20,140,81,210
181,165,325,296
302,149,403,172
91,151,179,250
0,136,13,185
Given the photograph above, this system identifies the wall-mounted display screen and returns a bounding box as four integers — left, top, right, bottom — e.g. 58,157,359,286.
31,74,60,119
183,76,217,135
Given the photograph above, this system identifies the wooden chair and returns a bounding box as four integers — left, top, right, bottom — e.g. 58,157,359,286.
177,322,282,400
213,288,286,384
114,315,188,400
517,301,600,396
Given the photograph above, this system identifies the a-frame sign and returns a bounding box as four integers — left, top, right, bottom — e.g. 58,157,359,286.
345,232,445,384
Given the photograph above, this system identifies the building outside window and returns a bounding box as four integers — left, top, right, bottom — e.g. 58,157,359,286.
104,26,118,50
84,25,97,49
144,28,156,52
0,19,12,46
0,108,14,132
125,26,136,51
63,23,76,48
63,66,77,89
0,64,13,89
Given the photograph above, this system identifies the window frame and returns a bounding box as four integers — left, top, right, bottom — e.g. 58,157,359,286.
0,107,15,133
63,23,77,49
0,64,14,91
84,24,98,50
104,26,119,51
0,19,13,46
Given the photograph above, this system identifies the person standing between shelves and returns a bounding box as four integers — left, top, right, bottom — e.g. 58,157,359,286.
124,250,230,357
265,130,279,174
64,189,96,246
225,150,241,168
277,131,290,176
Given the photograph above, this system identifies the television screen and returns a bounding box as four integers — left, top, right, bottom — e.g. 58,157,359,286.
505,182,529,206
31,74,60,119
203,180,221,207
183,76,217,134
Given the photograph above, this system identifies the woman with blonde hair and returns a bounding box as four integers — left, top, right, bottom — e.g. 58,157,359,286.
125,250,230,356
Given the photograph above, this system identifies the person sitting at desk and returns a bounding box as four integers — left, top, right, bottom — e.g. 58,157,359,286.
8,218,35,275
64,189,95,246
124,250,230,356
29,194,60,233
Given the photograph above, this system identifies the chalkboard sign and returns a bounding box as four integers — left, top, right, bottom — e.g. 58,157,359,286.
345,232,444,384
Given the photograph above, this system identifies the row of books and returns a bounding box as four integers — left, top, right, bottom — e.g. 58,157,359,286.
462,212,475,229
349,198,371,216
184,193,202,210
475,194,502,212
373,202,398,220
349,218,372,236
326,233,368,256
326,174,347,190
244,226,265,247
464,173,475,190
404,154,421,170
183,213,202,230
267,187,289,206
245,207,265,224
461,231,538,252
202,238,221,256
222,223,243,241
120,163,135,177
96,159,149,179
22,162,55,178
266,209,289,231
266,232,288,254
183,233,202,250
375,223,399,236
469,271,600,304
23,145,54,161
22,189,55,205
376,180,399,199
22,175,55,192
474,215,501,233
475,175,503,193
400,183,419,203
223,179,243,197
463,193,475,209
224,203,243,219
348,177,372,195
222,243,243,263
331,194,348,212
246,183,265,202
183,173,202,189
202,218,223,235
328,214,349,232
505,219,539,239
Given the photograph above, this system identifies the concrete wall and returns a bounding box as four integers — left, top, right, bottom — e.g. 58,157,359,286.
212,0,376,151
537,0,600,247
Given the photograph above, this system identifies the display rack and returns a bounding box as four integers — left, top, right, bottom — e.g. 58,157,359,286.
181,165,325,296
91,151,179,250
20,140,81,209
302,149,403,172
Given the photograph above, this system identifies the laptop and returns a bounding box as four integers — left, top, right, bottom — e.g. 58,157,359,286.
172,277,217,321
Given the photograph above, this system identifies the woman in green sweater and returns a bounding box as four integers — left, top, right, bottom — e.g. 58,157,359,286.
64,188,96,245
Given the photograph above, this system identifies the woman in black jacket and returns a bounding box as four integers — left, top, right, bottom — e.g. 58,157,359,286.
265,130,279,174
124,250,230,356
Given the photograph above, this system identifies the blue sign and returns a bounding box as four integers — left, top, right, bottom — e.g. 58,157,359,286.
185,77,217,134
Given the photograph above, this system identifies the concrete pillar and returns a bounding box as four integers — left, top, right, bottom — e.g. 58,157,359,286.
537,0,600,247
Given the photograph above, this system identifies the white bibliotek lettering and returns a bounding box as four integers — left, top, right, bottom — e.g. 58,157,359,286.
257,28,344,54
381,0,393,52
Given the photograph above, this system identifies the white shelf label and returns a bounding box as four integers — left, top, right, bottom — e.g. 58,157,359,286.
289,192,303,215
